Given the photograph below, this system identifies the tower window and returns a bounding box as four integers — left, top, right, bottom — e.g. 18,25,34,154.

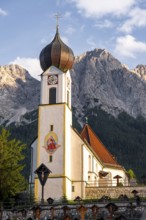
49,88,56,104
50,125,53,131
49,155,53,162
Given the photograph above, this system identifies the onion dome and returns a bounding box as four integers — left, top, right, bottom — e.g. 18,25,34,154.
39,27,74,73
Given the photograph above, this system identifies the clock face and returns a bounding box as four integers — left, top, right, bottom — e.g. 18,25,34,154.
48,75,58,85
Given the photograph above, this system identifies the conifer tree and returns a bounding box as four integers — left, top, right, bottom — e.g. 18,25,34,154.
0,128,27,202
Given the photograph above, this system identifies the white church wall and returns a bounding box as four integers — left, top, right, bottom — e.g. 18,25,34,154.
92,157,102,175
65,178,72,200
57,69,71,105
70,128,85,198
83,146,93,188
90,156,102,186
82,146,104,188
58,73,65,103
64,106,72,199
64,107,72,178
65,71,72,108
83,146,90,176
37,178,63,201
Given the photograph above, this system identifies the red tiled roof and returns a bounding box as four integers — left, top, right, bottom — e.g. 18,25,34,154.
80,124,119,166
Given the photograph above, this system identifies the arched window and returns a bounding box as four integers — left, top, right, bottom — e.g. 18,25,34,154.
49,87,56,104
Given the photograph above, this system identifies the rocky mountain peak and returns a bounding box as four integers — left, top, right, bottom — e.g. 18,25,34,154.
132,65,146,80
74,49,123,75
0,64,32,87
71,49,146,124
0,64,40,123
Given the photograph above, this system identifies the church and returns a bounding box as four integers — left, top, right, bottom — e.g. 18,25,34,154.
31,24,128,201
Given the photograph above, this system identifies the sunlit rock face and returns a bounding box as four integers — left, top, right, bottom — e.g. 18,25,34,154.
0,64,40,125
71,49,146,124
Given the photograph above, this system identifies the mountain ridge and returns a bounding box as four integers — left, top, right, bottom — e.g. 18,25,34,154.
71,49,146,125
1,49,146,126
1,48,146,179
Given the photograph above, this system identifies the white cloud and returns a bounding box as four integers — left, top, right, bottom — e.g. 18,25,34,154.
69,0,136,18
114,35,146,58
86,37,96,49
10,57,42,80
0,8,7,16
119,8,146,33
65,26,76,34
94,19,114,28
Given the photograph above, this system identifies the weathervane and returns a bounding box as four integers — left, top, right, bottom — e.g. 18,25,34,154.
54,13,62,32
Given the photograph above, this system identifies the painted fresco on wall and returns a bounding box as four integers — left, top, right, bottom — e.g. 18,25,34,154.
43,131,60,154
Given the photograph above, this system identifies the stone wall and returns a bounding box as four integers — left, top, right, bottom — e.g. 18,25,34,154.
85,186,146,199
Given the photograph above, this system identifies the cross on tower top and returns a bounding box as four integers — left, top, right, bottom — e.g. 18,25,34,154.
54,13,62,32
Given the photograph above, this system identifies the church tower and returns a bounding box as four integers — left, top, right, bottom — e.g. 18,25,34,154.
34,25,74,200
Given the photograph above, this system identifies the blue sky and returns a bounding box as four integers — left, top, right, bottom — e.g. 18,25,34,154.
0,0,146,79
